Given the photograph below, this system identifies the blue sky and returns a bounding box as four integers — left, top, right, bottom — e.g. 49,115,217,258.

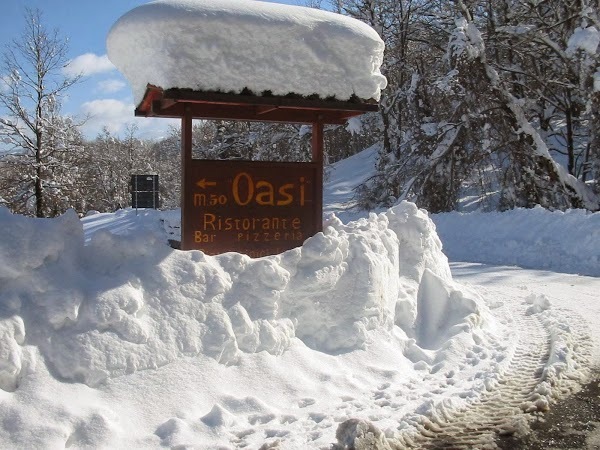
0,0,306,140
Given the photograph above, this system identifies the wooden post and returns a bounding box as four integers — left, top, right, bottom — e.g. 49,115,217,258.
312,120,324,233
181,104,193,250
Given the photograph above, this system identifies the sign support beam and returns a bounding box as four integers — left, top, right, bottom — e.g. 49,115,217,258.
312,120,324,235
181,104,193,250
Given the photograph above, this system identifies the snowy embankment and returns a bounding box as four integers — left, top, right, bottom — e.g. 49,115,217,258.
432,207,600,277
324,145,600,277
0,203,477,389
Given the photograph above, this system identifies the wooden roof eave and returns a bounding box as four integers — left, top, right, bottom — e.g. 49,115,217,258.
134,85,379,124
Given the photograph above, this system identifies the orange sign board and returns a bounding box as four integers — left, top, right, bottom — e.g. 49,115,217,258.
182,160,321,257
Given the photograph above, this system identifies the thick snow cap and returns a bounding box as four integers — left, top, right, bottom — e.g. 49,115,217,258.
106,0,387,105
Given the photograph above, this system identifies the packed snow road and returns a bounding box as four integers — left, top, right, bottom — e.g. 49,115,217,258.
398,262,599,450
400,309,551,448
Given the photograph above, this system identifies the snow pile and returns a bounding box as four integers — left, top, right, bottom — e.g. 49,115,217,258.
0,203,489,392
525,293,551,316
106,0,387,104
432,207,600,276
333,418,392,450
0,208,82,280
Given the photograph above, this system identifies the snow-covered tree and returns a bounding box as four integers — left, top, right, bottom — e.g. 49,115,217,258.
77,126,158,212
0,8,82,217
346,0,600,211
489,0,600,204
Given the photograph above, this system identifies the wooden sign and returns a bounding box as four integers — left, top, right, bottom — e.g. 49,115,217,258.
133,89,375,256
182,159,321,257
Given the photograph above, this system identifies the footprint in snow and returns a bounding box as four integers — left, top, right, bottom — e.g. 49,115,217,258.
373,390,389,400
280,415,297,424
309,412,327,423
265,429,290,438
413,361,430,371
298,398,315,408
309,430,322,441
375,399,391,407
248,413,276,425
235,429,255,439
430,362,444,374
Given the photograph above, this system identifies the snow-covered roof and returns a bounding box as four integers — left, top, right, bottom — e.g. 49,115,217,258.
106,0,387,106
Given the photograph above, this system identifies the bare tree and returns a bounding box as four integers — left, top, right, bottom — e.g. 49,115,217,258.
0,8,82,217
78,125,157,212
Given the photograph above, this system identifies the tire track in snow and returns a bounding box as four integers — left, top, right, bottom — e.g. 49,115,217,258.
399,309,552,449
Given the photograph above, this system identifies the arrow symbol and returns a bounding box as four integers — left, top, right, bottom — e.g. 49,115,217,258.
196,178,217,189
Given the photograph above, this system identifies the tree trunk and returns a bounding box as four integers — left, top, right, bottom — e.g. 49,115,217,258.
35,131,43,217
587,91,600,186
566,100,575,176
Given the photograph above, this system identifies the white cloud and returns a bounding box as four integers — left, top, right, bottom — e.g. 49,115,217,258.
79,98,178,139
64,53,116,77
80,98,133,134
96,79,127,94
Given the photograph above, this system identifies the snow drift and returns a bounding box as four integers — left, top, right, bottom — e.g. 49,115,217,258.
106,0,387,104
0,202,486,391
323,145,600,277
432,207,600,276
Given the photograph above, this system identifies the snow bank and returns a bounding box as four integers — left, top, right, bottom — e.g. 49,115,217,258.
81,208,169,243
106,0,387,104
323,143,383,223
0,203,488,390
0,208,82,280
432,207,600,276
321,146,600,276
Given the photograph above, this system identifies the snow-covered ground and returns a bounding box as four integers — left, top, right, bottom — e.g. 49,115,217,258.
433,208,600,277
1,146,599,449
1,0,598,446
325,145,600,277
